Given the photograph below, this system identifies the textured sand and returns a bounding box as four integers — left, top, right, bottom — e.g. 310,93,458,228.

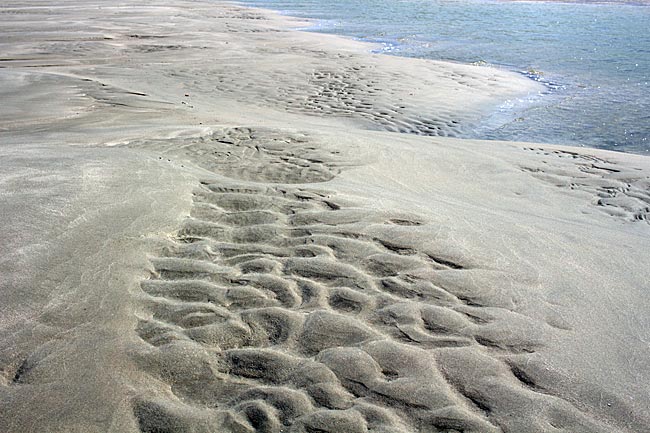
1,1,650,432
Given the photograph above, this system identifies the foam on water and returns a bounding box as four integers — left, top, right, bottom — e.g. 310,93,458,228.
240,0,650,154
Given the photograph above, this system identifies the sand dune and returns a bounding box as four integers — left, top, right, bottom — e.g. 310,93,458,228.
1,1,649,432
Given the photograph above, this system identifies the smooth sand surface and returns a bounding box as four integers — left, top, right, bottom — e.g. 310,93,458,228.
1,1,649,432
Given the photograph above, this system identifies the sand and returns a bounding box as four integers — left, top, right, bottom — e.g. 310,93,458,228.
1,1,649,432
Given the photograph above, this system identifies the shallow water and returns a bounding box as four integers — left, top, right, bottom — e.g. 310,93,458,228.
240,0,650,154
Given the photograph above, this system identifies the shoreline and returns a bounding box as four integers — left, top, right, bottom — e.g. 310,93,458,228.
235,0,572,149
1,1,649,432
238,0,650,154
229,0,547,140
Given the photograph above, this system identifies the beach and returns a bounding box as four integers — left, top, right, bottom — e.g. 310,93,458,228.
1,1,649,432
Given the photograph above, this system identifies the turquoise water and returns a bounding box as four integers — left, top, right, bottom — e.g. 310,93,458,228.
240,0,650,153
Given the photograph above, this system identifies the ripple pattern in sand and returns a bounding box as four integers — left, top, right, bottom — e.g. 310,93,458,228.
129,182,614,433
127,127,352,184
172,61,481,137
521,147,650,224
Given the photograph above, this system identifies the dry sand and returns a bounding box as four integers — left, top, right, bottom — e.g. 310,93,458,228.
1,1,649,432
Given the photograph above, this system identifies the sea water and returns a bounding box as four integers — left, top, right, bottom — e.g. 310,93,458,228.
239,0,650,154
